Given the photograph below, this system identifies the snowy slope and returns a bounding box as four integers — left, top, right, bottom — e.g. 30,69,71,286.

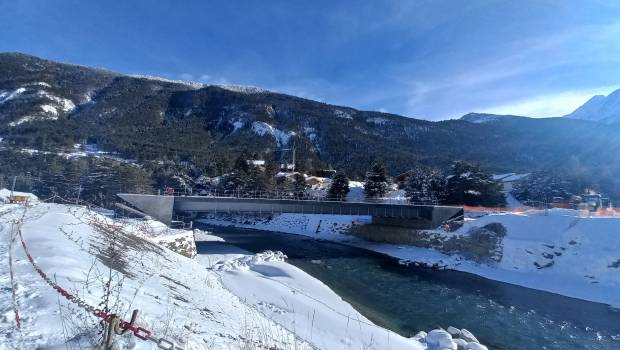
1,194,477,349
564,89,620,124
1,201,312,349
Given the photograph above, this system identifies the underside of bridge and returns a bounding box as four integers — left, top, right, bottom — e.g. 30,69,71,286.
116,194,464,230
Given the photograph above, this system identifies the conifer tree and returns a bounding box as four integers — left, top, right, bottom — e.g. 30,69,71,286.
444,161,505,207
404,167,444,203
292,173,307,198
328,172,350,201
364,161,389,199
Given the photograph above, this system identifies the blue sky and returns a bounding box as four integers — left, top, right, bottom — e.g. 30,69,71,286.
1,0,620,120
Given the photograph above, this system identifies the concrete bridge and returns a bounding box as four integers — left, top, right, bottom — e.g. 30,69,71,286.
117,194,464,229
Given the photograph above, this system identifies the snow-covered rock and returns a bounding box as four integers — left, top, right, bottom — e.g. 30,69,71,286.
425,329,457,350
459,328,479,343
447,326,462,337
212,250,287,271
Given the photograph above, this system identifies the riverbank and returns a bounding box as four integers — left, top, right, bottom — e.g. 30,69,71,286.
1,191,487,350
193,230,490,350
196,209,620,308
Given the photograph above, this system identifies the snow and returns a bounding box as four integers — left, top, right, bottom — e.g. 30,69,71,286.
0,87,27,104
346,181,365,202
199,209,620,308
8,115,59,127
564,89,620,124
251,121,296,147
230,118,245,132
40,104,58,115
130,75,270,94
504,192,522,208
492,173,530,182
16,146,134,163
0,202,313,349
333,109,353,120
1,193,466,349
37,91,75,112
131,75,204,89
0,189,39,203
366,117,390,125
215,84,268,94
27,82,52,88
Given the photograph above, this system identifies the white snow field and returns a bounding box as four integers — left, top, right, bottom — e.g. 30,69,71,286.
0,192,483,349
198,209,620,308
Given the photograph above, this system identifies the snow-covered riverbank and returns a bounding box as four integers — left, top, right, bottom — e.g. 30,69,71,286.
1,192,487,349
197,209,620,308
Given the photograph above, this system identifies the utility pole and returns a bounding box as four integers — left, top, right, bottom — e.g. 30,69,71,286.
292,146,296,173
11,175,17,198
76,180,82,205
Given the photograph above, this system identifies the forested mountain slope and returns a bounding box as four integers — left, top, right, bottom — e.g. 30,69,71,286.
2,53,620,179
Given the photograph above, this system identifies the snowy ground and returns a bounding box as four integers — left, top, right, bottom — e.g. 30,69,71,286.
197,209,620,308
0,192,485,349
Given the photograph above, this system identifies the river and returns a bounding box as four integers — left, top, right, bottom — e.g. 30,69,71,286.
196,224,620,350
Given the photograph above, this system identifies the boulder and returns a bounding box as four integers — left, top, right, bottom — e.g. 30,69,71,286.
411,331,427,342
426,329,457,350
447,326,462,337
460,329,479,343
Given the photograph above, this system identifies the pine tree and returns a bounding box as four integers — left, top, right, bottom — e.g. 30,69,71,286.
444,161,505,207
404,167,444,203
364,161,389,199
292,173,307,198
328,172,350,201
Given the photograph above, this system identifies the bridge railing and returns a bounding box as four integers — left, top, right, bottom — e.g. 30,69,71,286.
154,187,439,206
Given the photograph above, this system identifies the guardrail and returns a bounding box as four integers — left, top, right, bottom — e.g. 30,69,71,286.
154,188,439,206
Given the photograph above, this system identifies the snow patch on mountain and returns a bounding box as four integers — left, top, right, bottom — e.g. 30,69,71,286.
252,121,296,147
564,89,620,124
303,126,320,151
229,118,245,132
131,74,205,89
460,113,501,123
37,90,75,112
366,117,390,125
0,87,27,104
8,115,58,127
40,104,58,115
28,81,52,88
334,109,353,120
215,84,269,94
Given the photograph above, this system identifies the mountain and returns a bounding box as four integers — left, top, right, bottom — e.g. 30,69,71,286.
459,113,529,124
564,89,620,124
2,52,620,183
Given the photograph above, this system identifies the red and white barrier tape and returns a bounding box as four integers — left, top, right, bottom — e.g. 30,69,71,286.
9,223,21,330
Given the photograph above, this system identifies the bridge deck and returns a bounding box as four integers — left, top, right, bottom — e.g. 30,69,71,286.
117,194,463,229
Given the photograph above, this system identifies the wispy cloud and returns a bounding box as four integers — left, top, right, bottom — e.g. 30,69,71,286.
480,85,620,117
